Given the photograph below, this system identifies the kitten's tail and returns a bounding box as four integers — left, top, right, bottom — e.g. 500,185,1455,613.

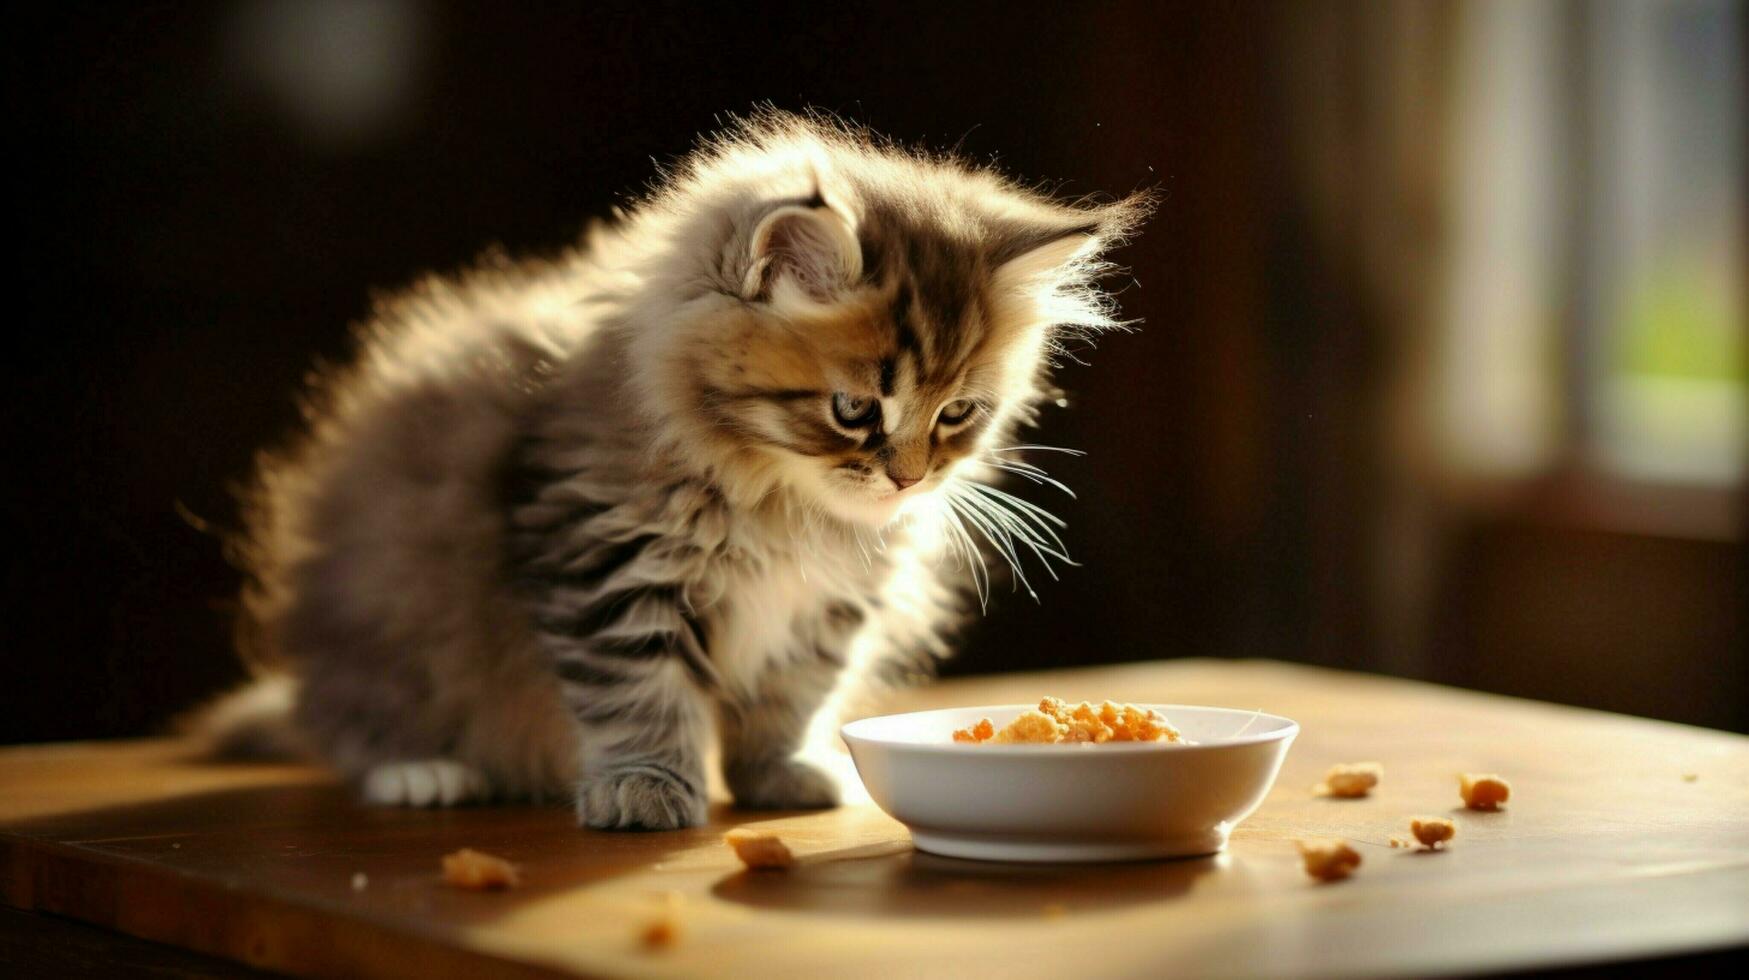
177,673,309,761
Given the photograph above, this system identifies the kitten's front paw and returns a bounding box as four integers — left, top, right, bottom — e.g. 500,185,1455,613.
727,758,841,811
577,766,707,831
361,759,489,808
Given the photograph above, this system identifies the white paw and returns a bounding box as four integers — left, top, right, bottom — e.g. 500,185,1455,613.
361,759,489,807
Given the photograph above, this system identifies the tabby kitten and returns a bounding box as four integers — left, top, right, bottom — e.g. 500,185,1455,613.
229,112,1150,830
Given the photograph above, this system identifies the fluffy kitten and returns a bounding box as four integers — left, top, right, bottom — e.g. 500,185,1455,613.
227,111,1150,830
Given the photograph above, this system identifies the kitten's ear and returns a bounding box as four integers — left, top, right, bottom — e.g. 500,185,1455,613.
991,193,1155,289
742,202,862,304
990,224,1101,288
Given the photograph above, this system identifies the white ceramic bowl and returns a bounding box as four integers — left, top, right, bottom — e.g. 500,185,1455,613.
841,704,1298,862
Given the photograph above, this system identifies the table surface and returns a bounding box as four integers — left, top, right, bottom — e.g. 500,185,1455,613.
2,659,1746,979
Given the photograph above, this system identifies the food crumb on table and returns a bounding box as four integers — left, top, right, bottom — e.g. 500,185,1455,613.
441,848,521,890
1681,773,1699,783
350,872,369,892
1410,816,1456,849
638,891,684,950
1296,838,1362,882
1316,761,1383,798
640,916,681,950
724,827,795,870
1459,773,1511,810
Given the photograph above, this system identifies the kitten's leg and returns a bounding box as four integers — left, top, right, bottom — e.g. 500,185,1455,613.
566,658,712,830
718,652,842,810
542,593,715,831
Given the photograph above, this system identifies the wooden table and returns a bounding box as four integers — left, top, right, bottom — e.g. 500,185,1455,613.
3,659,1745,978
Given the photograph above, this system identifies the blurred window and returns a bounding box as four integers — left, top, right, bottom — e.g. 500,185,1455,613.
1587,0,1744,486
1439,0,1744,493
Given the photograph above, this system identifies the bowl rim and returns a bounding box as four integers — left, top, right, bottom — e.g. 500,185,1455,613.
839,703,1300,755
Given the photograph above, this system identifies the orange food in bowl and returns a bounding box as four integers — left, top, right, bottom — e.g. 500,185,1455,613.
953,698,1182,744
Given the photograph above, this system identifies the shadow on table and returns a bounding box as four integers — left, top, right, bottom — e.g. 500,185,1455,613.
713,846,1229,919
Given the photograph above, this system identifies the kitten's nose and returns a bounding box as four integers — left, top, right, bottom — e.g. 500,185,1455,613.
888,472,921,491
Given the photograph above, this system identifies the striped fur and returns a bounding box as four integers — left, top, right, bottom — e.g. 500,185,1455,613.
232,111,1151,829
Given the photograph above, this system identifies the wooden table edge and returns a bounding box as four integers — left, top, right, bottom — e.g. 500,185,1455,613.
0,834,581,980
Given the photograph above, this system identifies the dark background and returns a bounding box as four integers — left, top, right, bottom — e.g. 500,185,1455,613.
5,2,1743,745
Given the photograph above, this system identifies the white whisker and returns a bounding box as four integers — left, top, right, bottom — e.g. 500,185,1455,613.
939,494,989,610
954,488,1066,583
982,459,1077,499
989,444,1087,457
948,486,1038,600
944,497,1014,605
967,481,1069,529
961,483,1074,564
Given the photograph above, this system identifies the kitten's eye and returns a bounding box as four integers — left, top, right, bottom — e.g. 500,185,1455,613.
831,392,880,428
938,399,976,425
